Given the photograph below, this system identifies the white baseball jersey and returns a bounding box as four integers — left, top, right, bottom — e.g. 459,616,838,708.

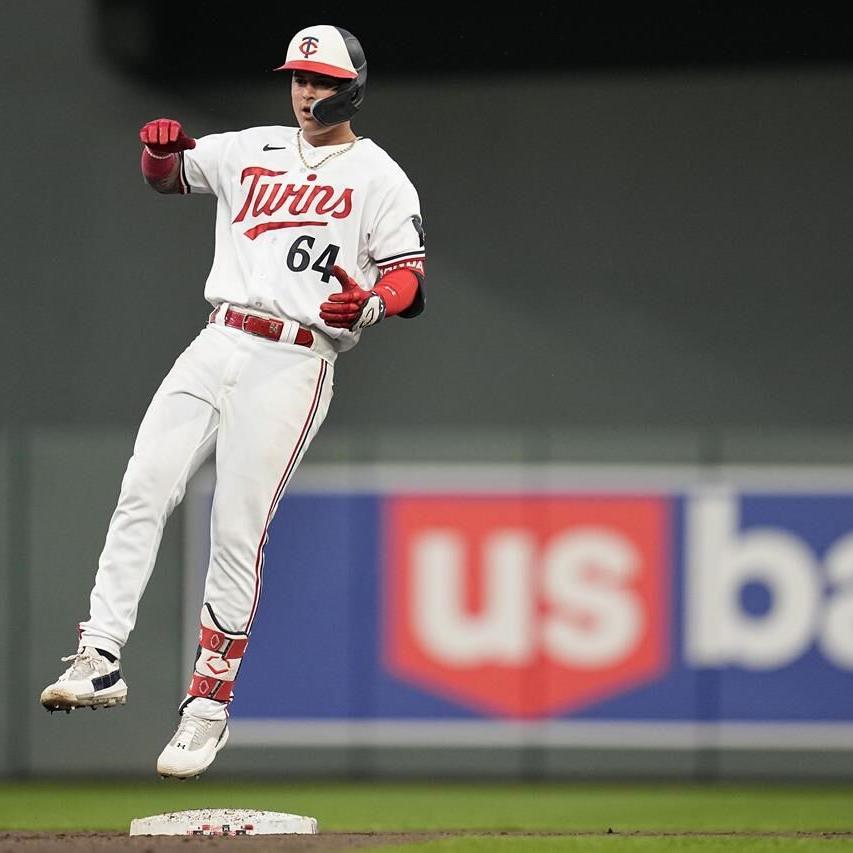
180,125,426,353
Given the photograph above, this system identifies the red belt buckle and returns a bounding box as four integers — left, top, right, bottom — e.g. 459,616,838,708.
241,313,283,341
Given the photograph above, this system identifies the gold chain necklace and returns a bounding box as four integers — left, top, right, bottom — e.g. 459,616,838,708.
296,129,359,170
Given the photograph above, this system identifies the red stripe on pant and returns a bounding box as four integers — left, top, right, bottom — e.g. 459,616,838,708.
246,360,328,631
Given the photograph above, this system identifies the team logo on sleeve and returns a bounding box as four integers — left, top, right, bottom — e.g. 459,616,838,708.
411,214,425,247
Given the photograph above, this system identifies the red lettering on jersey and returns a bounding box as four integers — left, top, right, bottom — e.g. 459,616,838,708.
244,221,327,240
233,166,354,235
251,183,284,217
283,184,311,215
233,167,286,223
303,185,334,212
316,188,353,218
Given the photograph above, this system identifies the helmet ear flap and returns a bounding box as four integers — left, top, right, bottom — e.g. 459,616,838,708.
310,67,367,126
310,26,366,127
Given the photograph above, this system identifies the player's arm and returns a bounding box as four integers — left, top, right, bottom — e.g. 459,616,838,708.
319,265,421,331
139,118,196,194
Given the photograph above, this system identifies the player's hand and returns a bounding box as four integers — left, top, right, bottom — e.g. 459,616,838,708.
320,266,386,331
139,118,196,154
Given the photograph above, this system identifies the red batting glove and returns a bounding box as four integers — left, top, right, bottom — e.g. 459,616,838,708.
320,266,385,330
139,118,196,155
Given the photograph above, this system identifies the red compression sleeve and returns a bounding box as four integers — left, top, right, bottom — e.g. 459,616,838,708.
141,148,177,180
140,148,182,192
373,268,420,317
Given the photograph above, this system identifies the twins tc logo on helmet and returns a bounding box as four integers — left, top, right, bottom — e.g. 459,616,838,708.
299,36,319,58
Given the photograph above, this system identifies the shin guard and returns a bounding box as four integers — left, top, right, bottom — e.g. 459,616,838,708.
185,603,249,705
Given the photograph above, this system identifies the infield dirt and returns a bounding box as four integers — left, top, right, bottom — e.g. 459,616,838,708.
4,829,853,851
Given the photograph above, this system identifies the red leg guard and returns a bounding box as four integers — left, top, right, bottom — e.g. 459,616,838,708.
186,604,248,704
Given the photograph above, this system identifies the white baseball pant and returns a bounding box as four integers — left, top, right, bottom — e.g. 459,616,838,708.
78,322,334,679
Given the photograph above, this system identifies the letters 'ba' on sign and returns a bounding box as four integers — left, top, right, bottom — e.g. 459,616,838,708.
383,496,671,718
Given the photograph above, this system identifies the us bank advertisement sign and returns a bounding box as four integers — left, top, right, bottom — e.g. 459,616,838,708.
184,465,853,748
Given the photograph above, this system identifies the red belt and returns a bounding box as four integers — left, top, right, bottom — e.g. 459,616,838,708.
210,306,314,348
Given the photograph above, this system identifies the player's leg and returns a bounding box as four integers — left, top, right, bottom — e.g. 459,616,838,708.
41,329,227,712
157,344,333,778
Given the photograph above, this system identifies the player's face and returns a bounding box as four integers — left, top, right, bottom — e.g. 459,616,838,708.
291,71,343,130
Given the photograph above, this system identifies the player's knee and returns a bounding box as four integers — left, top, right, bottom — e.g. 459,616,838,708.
119,454,188,512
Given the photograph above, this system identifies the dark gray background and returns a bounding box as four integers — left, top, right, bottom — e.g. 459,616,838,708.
4,4,853,432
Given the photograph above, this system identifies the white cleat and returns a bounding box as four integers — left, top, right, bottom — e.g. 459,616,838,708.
157,715,229,779
40,647,127,712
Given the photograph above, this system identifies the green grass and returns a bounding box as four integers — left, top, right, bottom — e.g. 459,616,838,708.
380,842,853,852
1,781,851,851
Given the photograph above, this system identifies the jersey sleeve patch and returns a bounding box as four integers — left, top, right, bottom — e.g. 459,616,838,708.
376,250,426,275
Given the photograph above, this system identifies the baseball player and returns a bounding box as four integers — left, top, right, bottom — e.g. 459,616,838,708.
39,25,425,778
